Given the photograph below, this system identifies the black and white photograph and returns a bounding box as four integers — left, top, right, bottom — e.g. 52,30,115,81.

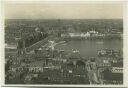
4,1,124,85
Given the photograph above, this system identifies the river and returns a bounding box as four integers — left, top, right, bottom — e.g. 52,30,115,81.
56,39,123,58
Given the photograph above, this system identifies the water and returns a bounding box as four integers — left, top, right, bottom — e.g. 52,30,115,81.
56,39,123,58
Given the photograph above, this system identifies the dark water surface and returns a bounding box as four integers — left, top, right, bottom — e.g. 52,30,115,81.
56,39,123,58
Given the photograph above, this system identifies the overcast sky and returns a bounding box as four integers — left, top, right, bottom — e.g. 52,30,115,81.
5,2,123,19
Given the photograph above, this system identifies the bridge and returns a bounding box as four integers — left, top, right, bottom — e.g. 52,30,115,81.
25,37,49,52
25,36,64,53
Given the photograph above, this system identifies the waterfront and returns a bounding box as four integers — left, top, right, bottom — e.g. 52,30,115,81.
4,19,123,84
56,39,123,58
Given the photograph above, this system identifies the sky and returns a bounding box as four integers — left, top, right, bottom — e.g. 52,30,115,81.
4,1,123,19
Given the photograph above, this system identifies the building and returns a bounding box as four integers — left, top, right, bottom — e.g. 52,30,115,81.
86,58,100,84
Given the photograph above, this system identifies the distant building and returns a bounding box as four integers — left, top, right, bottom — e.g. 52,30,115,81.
61,30,105,39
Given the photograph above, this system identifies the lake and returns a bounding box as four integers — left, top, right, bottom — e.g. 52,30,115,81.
56,39,123,58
